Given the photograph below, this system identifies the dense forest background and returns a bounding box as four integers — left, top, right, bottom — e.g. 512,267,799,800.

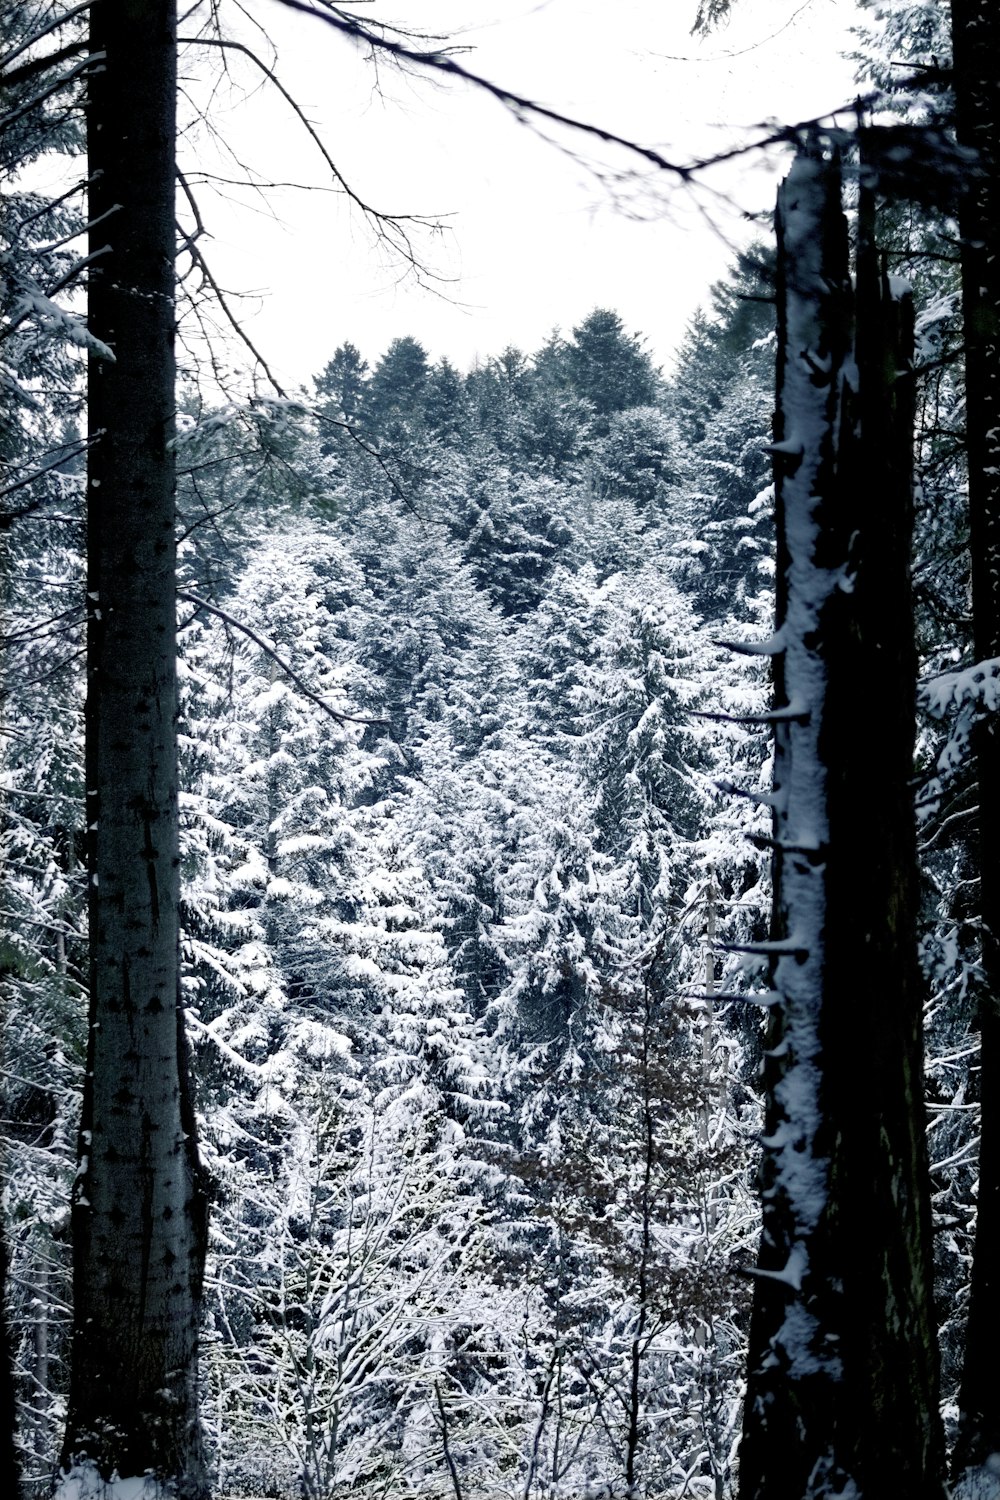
1,0,991,1496
5,280,782,1494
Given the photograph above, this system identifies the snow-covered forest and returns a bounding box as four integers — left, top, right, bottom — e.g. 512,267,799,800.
2,1,999,1497
7,276,780,1492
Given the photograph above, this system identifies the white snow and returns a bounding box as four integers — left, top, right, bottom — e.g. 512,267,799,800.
922,657,1000,718
55,1469,167,1500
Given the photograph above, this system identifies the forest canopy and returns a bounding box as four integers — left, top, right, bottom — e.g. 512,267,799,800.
2,1,999,1498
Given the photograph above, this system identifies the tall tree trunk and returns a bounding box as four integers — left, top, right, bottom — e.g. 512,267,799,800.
0,1225,21,1499
738,145,943,1500
59,2,208,1492
950,0,1000,1478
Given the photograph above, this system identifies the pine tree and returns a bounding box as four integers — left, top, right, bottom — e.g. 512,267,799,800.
671,252,776,620
315,342,369,425
365,335,431,439
563,309,659,427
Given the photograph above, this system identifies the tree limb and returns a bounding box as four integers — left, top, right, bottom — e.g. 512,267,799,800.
177,31,448,276
177,589,387,730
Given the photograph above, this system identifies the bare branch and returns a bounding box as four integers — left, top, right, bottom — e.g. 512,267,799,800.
433,1383,464,1500
270,0,915,193
311,410,424,522
177,590,387,730
0,50,101,137
177,31,450,278
176,170,287,394
0,436,92,513
1,39,89,91
0,1,91,70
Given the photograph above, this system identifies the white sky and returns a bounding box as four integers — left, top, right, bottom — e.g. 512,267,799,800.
182,0,862,388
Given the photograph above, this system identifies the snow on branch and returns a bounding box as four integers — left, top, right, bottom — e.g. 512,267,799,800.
921,657,1000,718
177,591,386,730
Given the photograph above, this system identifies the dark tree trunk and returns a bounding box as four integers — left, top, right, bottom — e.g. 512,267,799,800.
950,0,1000,1478
0,1225,21,1497
60,2,208,1492
739,146,943,1500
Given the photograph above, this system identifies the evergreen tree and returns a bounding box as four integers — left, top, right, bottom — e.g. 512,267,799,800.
315,341,369,423
671,251,776,620
425,356,470,444
589,405,675,512
365,335,431,438
464,347,532,460
563,307,659,424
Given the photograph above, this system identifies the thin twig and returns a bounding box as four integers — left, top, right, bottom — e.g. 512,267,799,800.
272,0,882,184
177,32,447,276
175,173,287,394
434,1382,464,1500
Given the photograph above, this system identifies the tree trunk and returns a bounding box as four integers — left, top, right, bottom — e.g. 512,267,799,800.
0,1225,21,1499
59,2,208,1492
738,145,943,1500
33,1255,49,1465
949,0,1000,1478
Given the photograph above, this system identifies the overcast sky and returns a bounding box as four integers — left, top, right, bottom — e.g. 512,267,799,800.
182,0,861,389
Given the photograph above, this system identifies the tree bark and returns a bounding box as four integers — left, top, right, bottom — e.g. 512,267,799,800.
739,145,943,1500
0,1225,21,1498
949,0,1000,1477
59,2,208,1492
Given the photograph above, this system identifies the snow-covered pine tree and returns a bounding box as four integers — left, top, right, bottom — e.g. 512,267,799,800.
670,251,776,622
